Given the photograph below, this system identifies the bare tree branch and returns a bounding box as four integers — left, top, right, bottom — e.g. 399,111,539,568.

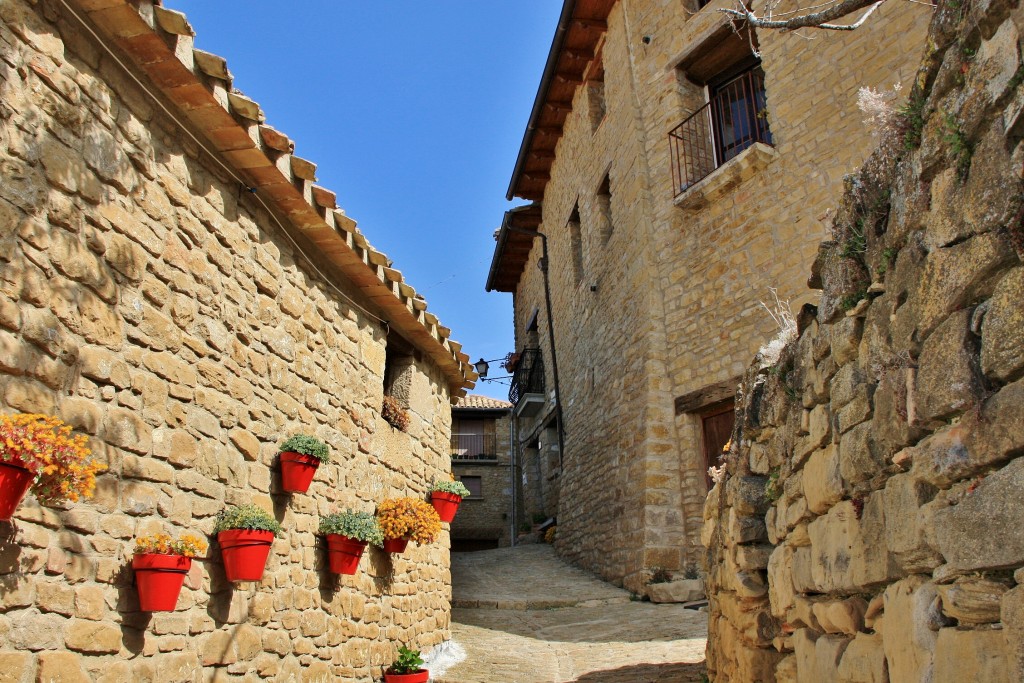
721,0,889,31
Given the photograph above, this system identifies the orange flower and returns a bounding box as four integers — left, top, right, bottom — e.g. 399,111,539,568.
134,532,207,558
376,497,441,545
0,413,106,506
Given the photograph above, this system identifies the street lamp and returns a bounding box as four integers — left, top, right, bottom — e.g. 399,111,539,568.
474,357,512,383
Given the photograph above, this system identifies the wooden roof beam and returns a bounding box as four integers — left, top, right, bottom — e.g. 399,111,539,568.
573,17,608,31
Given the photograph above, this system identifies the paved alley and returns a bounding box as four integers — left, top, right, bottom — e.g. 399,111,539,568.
433,546,707,682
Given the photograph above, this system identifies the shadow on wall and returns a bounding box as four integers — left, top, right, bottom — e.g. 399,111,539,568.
572,662,707,682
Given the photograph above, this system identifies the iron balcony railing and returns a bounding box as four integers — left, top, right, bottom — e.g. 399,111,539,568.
450,433,498,461
508,347,545,405
669,67,772,197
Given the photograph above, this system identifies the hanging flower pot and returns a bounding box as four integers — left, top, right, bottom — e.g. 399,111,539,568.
377,498,441,555
277,435,330,494
0,413,106,522
319,510,382,575
382,536,410,554
132,532,207,612
325,535,367,574
0,457,34,522
429,492,462,523
383,670,428,683
428,478,471,524
214,505,282,583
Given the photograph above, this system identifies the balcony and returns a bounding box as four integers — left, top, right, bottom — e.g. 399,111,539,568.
669,66,772,198
451,433,498,462
508,347,545,417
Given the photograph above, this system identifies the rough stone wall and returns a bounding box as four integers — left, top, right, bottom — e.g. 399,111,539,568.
512,0,928,593
0,2,453,681
703,0,1024,679
451,411,513,547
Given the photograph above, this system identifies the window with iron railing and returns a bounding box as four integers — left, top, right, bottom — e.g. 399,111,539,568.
508,347,545,405
669,64,772,197
450,432,498,461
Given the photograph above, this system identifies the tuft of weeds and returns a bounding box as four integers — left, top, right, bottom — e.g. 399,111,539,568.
878,247,898,276
898,92,927,151
840,289,869,312
942,112,972,180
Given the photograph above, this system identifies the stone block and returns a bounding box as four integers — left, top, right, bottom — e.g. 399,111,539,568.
880,576,938,683
937,577,1008,624
803,445,843,514
0,650,34,683
915,310,983,423
932,628,1012,683
836,632,886,683
883,473,942,572
647,578,704,603
933,457,1024,572
981,267,1024,382
1003,586,1024,681
37,650,90,683
64,619,121,654
830,316,863,366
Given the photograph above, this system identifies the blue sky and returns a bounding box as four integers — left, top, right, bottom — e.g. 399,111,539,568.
169,2,562,399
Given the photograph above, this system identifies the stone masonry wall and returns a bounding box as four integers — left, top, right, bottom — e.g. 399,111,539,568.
512,0,929,594
451,411,513,547
0,2,454,681
703,0,1024,679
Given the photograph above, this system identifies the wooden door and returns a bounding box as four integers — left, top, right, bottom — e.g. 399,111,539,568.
701,403,734,490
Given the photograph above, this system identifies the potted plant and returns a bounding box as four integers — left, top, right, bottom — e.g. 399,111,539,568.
0,413,106,521
214,505,282,582
278,434,330,494
133,532,207,611
382,395,410,432
428,478,471,523
376,497,441,554
384,646,428,683
319,509,384,575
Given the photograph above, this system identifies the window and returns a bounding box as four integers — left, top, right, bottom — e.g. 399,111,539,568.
669,30,773,195
451,418,497,461
459,475,483,498
383,333,417,408
595,174,612,243
568,202,583,285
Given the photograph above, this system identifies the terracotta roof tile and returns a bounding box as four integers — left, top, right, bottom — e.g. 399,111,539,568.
455,395,513,410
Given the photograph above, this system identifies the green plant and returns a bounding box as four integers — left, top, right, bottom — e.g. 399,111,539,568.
382,395,410,431
898,91,927,151
531,512,547,524
278,434,330,463
878,247,898,276
648,567,674,584
840,220,867,259
840,289,868,312
319,509,384,546
519,522,531,533
214,505,282,535
430,478,471,498
681,564,701,580
388,646,424,675
765,469,782,503
942,112,972,180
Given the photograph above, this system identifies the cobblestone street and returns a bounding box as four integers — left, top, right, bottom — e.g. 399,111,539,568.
433,546,707,682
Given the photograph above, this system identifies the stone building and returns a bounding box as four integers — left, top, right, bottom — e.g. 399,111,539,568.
449,395,513,551
703,0,1024,678
486,0,931,592
0,1,475,681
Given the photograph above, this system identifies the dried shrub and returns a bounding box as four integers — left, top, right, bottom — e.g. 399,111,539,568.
382,395,410,431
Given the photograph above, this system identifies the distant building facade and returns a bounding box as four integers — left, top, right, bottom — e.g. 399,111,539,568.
449,395,514,550
487,0,930,592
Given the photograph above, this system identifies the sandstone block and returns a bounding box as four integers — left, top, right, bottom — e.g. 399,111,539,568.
0,650,34,683
915,310,983,423
647,578,705,603
932,627,1011,683
883,473,942,572
933,457,1024,572
64,619,121,654
7,611,64,650
880,576,938,683
836,632,886,683
981,267,1024,382
937,577,1008,624
803,445,843,514
37,650,90,683
102,407,153,455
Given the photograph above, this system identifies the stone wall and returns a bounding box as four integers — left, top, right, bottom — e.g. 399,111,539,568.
703,0,1024,679
0,2,455,681
508,0,929,593
451,410,513,548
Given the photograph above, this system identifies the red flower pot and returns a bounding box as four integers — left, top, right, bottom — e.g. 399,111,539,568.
218,529,274,582
430,492,462,523
325,534,367,575
279,451,320,493
383,536,409,554
133,553,191,611
384,670,429,683
0,457,35,522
